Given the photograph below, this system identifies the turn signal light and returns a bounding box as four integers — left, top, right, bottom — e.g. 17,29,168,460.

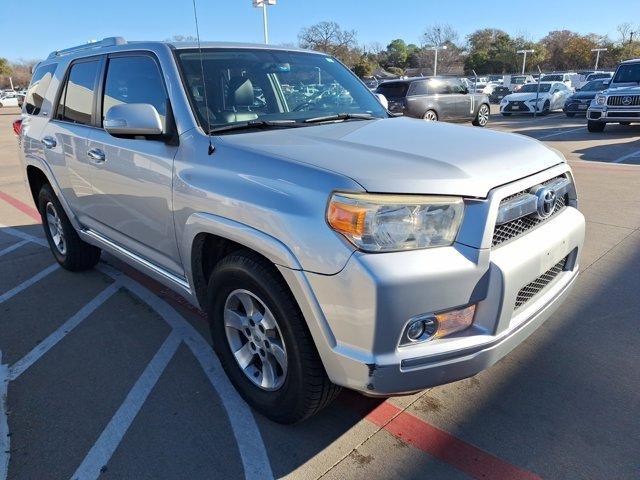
434,305,476,339
327,201,366,237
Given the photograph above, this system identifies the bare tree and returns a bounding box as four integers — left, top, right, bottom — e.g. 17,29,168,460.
421,23,459,47
617,23,634,44
298,21,360,66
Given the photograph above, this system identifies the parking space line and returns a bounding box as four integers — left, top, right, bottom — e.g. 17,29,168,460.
613,148,640,164
0,264,59,304
537,126,585,139
8,282,122,381
100,264,275,480
71,331,183,480
0,224,47,247
0,191,39,221
0,240,28,258
0,353,9,480
365,401,541,480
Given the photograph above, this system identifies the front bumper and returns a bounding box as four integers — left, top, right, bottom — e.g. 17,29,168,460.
563,101,591,114
283,166,585,395
587,106,640,122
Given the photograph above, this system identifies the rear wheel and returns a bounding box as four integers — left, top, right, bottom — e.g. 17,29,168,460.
207,251,341,424
422,110,438,122
38,183,101,271
541,100,550,115
587,120,606,133
472,104,490,127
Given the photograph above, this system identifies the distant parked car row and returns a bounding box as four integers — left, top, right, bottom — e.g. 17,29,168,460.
500,82,573,115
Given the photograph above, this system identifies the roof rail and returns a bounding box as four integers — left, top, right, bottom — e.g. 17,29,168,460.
47,37,127,59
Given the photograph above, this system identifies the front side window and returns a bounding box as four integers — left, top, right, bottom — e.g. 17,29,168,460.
56,60,100,125
102,55,168,128
176,49,387,130
24,63,57,115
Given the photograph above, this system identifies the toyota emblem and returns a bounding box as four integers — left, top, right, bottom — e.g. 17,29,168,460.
535,187,557,219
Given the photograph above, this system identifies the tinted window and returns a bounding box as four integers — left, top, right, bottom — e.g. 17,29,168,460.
25,63,57,115
103,55,168,128
613,63,640,84
541,74,563,82
408,81,429,96
376,82,409,98
581,80,608,91
428,78,449,94
57,60,100,125
448,79,466,94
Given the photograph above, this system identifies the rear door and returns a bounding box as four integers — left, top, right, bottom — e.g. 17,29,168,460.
41,57,103,223
84,52,182,276
450,78,473,118
426,78,457,120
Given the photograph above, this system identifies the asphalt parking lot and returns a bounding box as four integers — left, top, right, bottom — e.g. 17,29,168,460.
1,105,639,480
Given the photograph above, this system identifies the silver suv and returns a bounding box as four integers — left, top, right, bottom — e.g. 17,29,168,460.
17,37,585,423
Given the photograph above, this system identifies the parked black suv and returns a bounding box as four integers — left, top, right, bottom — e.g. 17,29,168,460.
376,77,490,126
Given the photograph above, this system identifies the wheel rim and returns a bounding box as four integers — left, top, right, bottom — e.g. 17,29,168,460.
224,289,288,391
45,202,66,255
478,105,489,125
423,111,437,121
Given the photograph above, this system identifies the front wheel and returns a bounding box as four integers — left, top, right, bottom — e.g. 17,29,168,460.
541,101,550,115
207,251,341,424
472,104,490,126
38,183,101,271
587,120,606,132
422,110,438,122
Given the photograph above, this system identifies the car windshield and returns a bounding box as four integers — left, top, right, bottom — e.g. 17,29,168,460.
613,63,640,84
176,48,388,131
581,80,608,91
587,73,611,80
518,83,551,93
511,76,527,84
541,75,563,81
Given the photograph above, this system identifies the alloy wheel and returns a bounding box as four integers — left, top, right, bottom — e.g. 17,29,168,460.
423,110,437,122
45,201,66,255
477,105,489,126
224,289,288,391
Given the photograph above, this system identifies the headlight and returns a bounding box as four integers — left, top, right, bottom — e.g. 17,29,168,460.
327,193,464,252
596,95,606,105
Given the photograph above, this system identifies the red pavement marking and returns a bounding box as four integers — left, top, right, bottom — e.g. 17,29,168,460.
0,190,40,221
0,189,541,480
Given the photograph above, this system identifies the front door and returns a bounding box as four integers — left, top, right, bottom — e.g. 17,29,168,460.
83,52,182,276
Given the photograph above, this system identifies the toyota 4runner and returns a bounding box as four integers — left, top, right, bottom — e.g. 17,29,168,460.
16,38,585,423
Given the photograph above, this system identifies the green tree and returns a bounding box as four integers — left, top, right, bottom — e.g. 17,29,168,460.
0,58,12,76
385,39,408,69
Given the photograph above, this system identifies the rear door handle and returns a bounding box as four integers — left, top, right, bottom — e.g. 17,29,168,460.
42,136,57,149
87,148,106,164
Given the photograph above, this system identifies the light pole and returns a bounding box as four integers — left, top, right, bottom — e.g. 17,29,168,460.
427,45,447,76
517,49,535,75
591,48,608,70
252,0,276,44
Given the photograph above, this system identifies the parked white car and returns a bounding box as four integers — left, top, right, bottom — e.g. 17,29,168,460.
500,81,573,115
0,91,19,107
540,73,580,90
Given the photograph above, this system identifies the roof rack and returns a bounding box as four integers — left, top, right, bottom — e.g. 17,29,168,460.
47,36,127,59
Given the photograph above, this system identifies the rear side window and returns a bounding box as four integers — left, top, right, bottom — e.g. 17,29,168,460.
408,81,429,96
56,60,100,125
428,79,449,95
102,55,168,128
376,82,409,98
24,63,57,115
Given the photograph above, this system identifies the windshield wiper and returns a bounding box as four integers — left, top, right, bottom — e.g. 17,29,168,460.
303,113,374,124
209,119,301,134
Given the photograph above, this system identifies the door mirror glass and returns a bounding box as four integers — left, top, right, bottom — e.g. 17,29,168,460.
374,93,388,109
104,103,163,137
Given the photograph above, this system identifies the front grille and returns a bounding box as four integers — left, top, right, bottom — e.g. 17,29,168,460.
607,95,640,107
515,257,567,310
504,101,529,112
492,176,569,247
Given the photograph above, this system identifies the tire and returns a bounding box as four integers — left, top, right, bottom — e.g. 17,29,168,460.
472,103,490,127
565,113,576,118
38,183,101,271
422,110,438,122
207,251,341,424
587,120,606,133
541,101,550,115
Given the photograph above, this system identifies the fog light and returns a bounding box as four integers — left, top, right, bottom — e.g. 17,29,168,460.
403,316,438,343
401,305,476,346
406,319,426,341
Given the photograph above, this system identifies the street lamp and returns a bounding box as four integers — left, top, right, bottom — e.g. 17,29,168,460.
517,49,535,75
591,48,608,70
252,0,276,44
427,45,447,76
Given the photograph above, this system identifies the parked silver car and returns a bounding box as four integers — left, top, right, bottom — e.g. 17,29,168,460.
17,38,585,423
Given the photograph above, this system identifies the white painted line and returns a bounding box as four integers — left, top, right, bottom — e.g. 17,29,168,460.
70,331,182,480
0,352,9,480
537,126,585,139
0,224,48,247
98,264,274,480
0,240,28,258
0,264,59,304
8,282,121,381
613,149,640,164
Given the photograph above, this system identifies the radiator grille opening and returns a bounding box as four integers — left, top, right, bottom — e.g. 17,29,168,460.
515,256,568,310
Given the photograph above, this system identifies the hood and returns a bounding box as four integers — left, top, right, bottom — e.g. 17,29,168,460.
218,117,564,198
571,90,598,100
504,91,550,101
606,85,640,95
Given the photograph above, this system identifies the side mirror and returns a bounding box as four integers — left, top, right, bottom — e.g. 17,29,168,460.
375,93,389,110
104,103,164,137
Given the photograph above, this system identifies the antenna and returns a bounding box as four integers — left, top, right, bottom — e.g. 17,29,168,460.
192,0,215,155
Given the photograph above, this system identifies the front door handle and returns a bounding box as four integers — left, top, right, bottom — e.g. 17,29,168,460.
87,148,106,164
42,136,57,149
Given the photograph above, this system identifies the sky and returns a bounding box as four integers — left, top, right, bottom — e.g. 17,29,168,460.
1,0,638,61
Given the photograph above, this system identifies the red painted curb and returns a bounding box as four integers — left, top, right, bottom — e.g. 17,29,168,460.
0,191,40,221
